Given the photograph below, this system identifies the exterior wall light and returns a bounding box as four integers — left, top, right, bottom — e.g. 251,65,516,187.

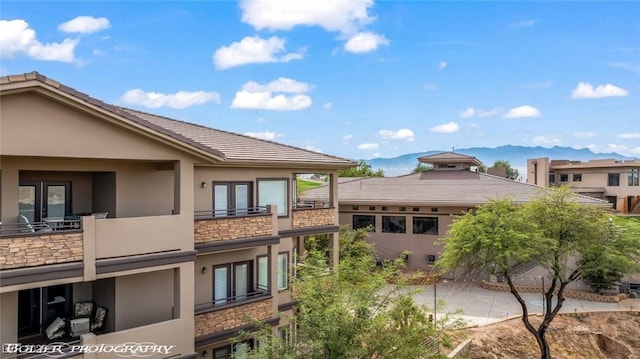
201,181,207,188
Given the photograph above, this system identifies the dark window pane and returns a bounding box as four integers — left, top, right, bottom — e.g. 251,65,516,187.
353,215,375,230
413,217,438,235
608,173,620,186
382,216,406,233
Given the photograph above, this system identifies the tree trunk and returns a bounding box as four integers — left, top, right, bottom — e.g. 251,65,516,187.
536,331,552,359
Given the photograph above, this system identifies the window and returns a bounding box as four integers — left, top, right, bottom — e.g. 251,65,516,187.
431,207,438,212
560,174,568,182
549,174,555,183
213,261,253,305
278,253,289,290
413,207,420,212
399,207,406,212
353,215,375,230
368,206,375,211
382,216,406,233
413,217,438,235
629,169,639,186
381,206,388,211
352,206,359,210
608,173,620,186
213,182,252,217
212,341,254,359
257,256,269,291
573,173,582,182
258,179,288,216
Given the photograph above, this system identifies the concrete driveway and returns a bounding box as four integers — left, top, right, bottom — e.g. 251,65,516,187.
411,281,621,326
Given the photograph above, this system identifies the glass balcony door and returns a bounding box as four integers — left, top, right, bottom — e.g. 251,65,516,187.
212,182,251,217
19,181,71,222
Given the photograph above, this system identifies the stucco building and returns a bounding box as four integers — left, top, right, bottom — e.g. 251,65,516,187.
0,72,354,358
303,152,609,270
527,157,640,214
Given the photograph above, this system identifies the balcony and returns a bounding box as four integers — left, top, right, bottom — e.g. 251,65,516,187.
194,207,274,244
194,292,273,337
0,221,83,270
292,200,336,229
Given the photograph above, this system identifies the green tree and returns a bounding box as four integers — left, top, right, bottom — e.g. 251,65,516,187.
338,160,384,177
412,162,432,174
492,160,519,180
436,187,640,359
242,227,460,359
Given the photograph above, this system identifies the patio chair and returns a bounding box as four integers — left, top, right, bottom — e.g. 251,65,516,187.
69,302,94,337
45,317,66,341
19,215,53,233
92,212,108,219
91,306,108,333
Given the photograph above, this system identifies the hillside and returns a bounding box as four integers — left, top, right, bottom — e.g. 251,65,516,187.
455,309,640,359
365,145,632,177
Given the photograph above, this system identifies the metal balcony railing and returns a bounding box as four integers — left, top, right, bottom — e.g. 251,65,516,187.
194,287,271,313
194,206,270,220
0,219,82,237
293,200,332,209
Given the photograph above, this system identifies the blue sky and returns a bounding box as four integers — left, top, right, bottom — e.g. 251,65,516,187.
1,1,639,160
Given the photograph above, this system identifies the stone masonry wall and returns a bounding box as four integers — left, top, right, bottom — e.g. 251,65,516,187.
481,280,628,303
194,298,273,337
0,232,84,269
292,208,335,229
194,215,273,243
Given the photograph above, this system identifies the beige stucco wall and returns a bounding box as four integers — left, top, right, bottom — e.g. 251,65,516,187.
115,269,175,330
0,291,18,346
338,205,461,270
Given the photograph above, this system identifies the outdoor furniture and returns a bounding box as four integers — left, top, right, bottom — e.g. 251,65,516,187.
45,317,66,340
92,212,108,219
19,215,53,233
69,302,94,337
91,306,108,333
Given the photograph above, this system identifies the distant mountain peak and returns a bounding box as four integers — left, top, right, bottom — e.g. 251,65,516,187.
365,145,632,177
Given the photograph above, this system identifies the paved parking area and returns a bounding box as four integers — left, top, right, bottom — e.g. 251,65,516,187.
411,281,621,326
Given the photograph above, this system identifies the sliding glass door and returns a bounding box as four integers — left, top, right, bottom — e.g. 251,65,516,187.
19,181,71,222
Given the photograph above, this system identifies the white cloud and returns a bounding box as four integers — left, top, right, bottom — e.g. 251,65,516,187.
213,36,304,70
121,89,220,109
371,152,381,158
0,19,78,62
305,145,324,153
244,131,282,140
572,131,597,138
438,61,447,70
323,102,333,109
459,107,501,119
357,143,379,150
231,78,312,111
503,105,541,119
511,19,535,28
604,143,640,156
342,134,353,141
240,0,375,34
378,129,414,141
532,135,562,146
58,16,110,34
429,122,460,133
423,83,438,91
344,32,389,53
257,117,266,123
571,82,629,99
618,132,640,140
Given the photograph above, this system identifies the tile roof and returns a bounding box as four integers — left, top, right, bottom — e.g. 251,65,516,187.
1,72,355,168
418,151,483,166
303,170,610,207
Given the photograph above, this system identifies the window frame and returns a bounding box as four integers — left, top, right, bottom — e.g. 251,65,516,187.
353,214,376,231
256,255,269,292
257,178,289,217
608,173,620,186
212,181,253,217
573,173,582,182
628,169,639,187
277,252,289,291
412,216,439,235
381,215,406,234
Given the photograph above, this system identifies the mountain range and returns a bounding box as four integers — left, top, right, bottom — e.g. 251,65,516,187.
365,145,634,177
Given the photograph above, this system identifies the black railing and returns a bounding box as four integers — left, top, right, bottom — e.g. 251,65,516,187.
194,288,271,313
293,200,332,209
194,206,270,219
0,219,82,237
